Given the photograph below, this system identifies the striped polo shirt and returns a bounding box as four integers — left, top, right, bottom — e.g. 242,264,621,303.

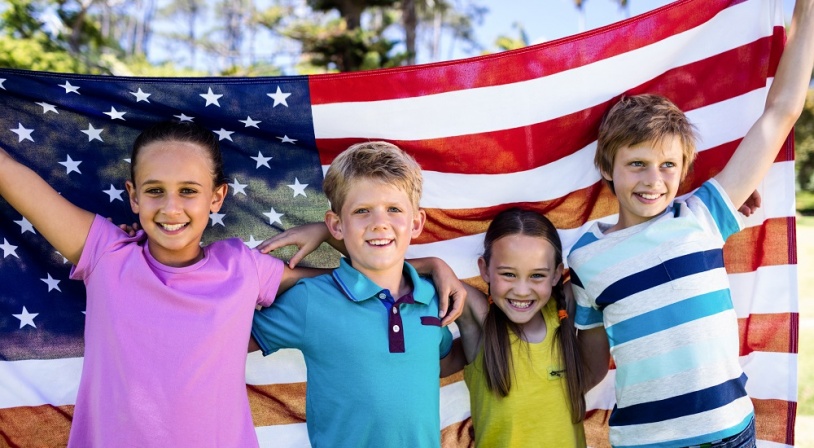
567,180,754,447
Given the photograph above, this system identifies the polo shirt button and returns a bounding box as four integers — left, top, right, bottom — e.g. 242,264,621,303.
393,325,400,333
392,307,398,314
378,293,386,299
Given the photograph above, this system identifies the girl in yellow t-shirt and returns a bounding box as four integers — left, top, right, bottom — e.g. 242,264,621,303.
458,208,587,448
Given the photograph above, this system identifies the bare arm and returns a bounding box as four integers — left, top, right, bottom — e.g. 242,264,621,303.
578,326,610,391
440,338,466,377
0,148,94,265
715,0,814,207
458,283,489,364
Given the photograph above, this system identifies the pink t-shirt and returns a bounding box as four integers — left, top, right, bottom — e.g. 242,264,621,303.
68,215,284,447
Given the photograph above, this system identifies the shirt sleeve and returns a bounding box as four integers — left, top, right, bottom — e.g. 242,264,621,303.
568,268,604,330
70,215,140,281
688,179,744,242
251,281,309,356
439,326,453,359
249,249,285,308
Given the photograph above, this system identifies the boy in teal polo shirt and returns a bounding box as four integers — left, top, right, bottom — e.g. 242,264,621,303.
250,141,457,448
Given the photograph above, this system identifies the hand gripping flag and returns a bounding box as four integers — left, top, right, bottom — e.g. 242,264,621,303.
0,0,798,446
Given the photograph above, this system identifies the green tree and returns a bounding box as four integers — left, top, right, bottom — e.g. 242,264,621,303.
796,89,814,193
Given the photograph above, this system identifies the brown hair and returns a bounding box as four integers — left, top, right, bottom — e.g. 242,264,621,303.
480,208,586,424
131,120,227,188
322,141,423,213
596,94,697,193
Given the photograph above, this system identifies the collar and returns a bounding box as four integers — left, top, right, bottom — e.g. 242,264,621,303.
331,258,434,304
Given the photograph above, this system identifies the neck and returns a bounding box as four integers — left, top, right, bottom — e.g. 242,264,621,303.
519,311,547,343
355,263,408,297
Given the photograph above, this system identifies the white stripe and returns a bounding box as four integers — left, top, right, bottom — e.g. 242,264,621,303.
312,0,777,140
0,357,81,408
757,440,794,448
320,87,767,210
585,369,617,411
246,349,307,385
440,380,471,428
742,351,797,401
730,265,798,316
256,423,311,448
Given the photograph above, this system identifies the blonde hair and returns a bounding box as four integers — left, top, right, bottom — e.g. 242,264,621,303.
596,94,697,192
322,141,423,213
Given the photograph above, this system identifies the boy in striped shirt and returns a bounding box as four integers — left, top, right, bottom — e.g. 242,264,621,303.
567,1,814,446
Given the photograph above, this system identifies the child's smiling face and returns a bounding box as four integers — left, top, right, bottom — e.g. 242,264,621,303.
604,136,685,231
126,140,227,267
325,177,425,283
478,233,562,327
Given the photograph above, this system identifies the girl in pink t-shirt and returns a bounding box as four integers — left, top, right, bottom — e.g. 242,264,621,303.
0,121,324,447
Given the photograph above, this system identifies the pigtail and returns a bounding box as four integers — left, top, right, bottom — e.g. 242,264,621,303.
481,300,513,396
552,281,587,424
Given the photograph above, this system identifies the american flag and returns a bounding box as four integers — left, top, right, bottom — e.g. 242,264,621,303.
0,0,798,446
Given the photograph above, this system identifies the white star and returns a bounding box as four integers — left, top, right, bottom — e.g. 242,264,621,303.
0,78,5,89
244,235,262,249
174,113,194,122
239,116,261,128
104,107,126,120
264,208,284,226
267,86,291,107
130,88,151,102
200,87,223,107
60,81,80,94
213,128,234,141
41,273,62,292
251,151,272,169
229,178,248,196
103,184,124,202
14,216,35,234
36,102,58,114
59,155,82,174
277,135,297,144
81,124,104,142
11,124,34,142
287,178,309,197
13,306,38,329
209,211,226,227
55,250,69,264
1,238,19,258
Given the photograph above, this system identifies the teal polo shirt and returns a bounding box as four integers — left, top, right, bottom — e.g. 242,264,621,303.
252,258,453,448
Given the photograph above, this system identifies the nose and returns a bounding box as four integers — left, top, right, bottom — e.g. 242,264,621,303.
161,193,183,215
369,208,391,230
513,280,532,297
642,166,663,186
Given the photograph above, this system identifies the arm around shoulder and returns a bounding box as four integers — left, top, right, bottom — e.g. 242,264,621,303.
0,148,94,264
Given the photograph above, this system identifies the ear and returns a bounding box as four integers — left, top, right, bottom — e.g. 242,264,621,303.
210,183,228,212
325,210,344,241
477,256,490,284
410,209,426,240
600,168,613,182
125,180,139,214
553,262,564,285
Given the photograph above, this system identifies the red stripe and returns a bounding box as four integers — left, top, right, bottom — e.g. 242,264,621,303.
315,36,777,173
738,313,798,356
309,0,744,104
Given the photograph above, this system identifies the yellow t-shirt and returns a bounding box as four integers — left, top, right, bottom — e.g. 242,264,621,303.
463,300,586,448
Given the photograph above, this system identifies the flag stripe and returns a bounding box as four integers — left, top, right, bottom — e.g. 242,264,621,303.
309,1,779,141
308,0,761,104
313,34,778,173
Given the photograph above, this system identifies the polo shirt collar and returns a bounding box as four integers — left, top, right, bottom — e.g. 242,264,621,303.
332,258,434,304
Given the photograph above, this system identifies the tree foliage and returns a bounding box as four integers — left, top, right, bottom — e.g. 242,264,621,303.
796,89,814,192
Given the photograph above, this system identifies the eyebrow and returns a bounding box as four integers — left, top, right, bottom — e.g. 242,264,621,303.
140,180,205,187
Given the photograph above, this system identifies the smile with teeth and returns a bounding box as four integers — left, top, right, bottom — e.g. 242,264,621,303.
160,223,187,231
367,238,393,246
637,192,662,200
508,299,533,309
